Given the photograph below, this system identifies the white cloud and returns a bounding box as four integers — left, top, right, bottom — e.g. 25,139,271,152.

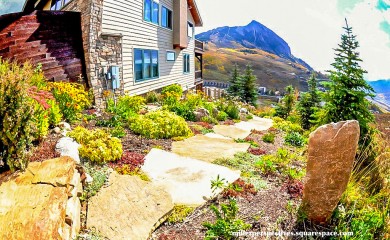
195,0,390,80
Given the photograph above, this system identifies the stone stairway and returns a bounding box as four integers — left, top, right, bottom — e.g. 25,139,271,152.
0,11,85,82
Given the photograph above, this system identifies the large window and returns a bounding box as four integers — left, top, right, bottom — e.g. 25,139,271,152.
161,6,173,29
50,0,71,10
144,0,159,24
134,49,159,82
183,54,190,73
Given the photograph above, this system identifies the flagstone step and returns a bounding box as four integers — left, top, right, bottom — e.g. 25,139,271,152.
234,116,274,132
213,125,251,139
143,149,241,205
172,135,251,163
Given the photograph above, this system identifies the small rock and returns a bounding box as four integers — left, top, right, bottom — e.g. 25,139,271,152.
53,127,61,134
85,173,93,184
240,108,248,114
212,108,219,117
194,108,210,121
56,137,81,164
59,122,71,131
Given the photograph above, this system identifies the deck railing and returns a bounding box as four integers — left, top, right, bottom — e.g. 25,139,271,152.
195,39,204,51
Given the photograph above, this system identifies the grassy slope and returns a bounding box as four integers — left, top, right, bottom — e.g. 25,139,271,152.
203,43,325,92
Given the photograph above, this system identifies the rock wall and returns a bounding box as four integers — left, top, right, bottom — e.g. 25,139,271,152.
62,0,123,107
0,157,83,240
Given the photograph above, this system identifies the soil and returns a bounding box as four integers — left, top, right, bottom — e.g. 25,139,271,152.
151,181,301,240
375,113,390,143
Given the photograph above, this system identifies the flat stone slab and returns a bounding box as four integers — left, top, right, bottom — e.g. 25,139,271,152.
143,149,241,205
0,157,81,240
87,172,173,240
204,133,232,140
235,117,273,132
213,125,251,139
172,135,250,163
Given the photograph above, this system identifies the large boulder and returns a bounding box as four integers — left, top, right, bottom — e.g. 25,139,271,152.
302,120,360,224
0,157,82,240
87,172,173,240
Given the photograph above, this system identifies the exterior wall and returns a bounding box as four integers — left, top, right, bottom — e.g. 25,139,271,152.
101,0,196,96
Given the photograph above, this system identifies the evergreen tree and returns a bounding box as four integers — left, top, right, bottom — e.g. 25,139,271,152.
297,73,321,129
227,64,242,97
324,19,375,144
275,85,296,119
240,65,258,106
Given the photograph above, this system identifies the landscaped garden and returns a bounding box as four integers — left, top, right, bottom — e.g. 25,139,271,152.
0,21,389,240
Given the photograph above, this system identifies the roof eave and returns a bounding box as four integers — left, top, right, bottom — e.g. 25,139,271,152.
188,0,203,27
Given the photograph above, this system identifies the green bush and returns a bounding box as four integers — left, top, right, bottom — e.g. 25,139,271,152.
201,116,219,125
284,132,305,147
110,125,126,138
216,111,228,121
107,95,145,119
262,133,275,143
273,117,303,133
129,110,192,139
162,84,183,96
225,103,240,120
0,61,35,171
68,126,123,164
203,199,251,239
168,101,196,121
145,91,159,104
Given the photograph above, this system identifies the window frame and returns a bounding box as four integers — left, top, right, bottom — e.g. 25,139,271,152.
134,48,160,83
183,53,190,74
187,22,194,38
50,0,72,10
166,51,176,62
161,5,173,30
144,0,160,25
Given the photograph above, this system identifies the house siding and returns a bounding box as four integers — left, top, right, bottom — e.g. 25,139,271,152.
101,0,196,96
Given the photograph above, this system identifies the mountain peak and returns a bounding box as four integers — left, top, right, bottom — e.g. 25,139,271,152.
247,20,261,26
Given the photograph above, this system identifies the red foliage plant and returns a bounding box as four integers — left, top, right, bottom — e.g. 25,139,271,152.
194,121,213,129
222,120,235,125
248,148,267,156
223,178,257,200
109,151,145,171
250,129,264,135
28,86,54,110
282,179,304,199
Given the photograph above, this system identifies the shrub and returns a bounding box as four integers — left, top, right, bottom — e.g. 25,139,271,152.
145,91,159,104
284,132,305,147
129,110,192,139
225,102,240,120
95,115,122,128
167,205,195,224
162,84,183,96
262,133,275,143
107,95,146,119
168,101,196,121
110,125,126,138
200,116,218,125
161,84,183,106
0,61,36,171
49,82,91,123
273,117,303,133
216,111,228,121
68,126,123,164
203,199,251,239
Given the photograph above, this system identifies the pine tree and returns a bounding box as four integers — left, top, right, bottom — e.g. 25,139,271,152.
275,85,296,119
324,19,375,144
227,64,242,97
297,73,321,129
240,65,258,106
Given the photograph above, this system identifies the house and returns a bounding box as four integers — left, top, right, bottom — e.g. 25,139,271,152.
20,0,204,106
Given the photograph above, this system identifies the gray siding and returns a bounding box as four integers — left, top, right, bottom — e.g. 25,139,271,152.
101,0,196,95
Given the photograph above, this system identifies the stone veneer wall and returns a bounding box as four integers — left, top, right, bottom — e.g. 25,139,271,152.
62,0,123,107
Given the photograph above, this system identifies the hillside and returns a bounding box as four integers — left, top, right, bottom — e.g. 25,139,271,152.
369,79,390,107
196,21,326,91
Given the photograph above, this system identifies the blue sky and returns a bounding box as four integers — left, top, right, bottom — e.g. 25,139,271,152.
1,0,389,80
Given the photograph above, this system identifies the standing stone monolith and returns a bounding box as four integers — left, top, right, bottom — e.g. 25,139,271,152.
302,120,360,224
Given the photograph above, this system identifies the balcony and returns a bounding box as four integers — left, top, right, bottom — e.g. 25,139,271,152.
195,39,204,53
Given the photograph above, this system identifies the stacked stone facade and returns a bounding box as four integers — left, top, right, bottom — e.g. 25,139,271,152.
63,0,123,107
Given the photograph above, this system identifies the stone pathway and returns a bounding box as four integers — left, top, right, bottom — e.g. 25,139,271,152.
143,149,240,205
87,172,173,240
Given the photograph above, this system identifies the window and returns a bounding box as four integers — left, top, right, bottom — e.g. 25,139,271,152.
187,22,194,38
166,51,175,61
144,0,159,24
161,6,173,29
134,49,159,82
50,0,71,10
183,54,190,73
